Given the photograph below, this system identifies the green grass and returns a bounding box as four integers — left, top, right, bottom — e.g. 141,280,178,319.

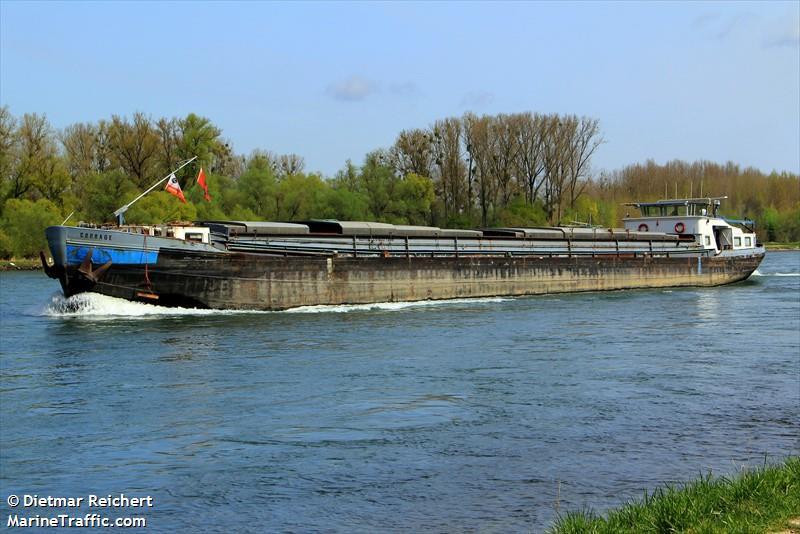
549,457,800,534
0,257,42,270
765,242,800,250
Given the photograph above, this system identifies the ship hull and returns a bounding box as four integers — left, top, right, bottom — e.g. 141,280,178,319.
53,247,765,310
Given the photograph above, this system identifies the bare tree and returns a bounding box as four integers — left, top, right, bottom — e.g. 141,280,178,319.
276,153,305,177
60,122,97,177
431,117,467,222
515,112,547,205
0,106,17,190
487,113,521,207
5,113,60,199
155,117,182,174
390,129,434,178
108,112,159,188
463,114,493,225
565,116,603,208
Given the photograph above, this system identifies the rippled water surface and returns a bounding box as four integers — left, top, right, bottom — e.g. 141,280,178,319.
1,253,798,532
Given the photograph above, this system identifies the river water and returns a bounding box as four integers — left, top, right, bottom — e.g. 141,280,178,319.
1,253,798,532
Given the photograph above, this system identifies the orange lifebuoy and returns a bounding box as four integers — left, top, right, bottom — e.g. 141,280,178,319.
674,222,685,233
638,223,648,232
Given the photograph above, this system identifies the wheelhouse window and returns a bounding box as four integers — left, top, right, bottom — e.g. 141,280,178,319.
734,237,741,247
705,236,711,246
745,237,752,247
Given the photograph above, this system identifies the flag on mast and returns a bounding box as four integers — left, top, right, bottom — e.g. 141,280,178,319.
165,173,186,203
197,167,211,201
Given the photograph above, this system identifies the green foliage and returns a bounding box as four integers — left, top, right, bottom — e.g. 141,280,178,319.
275,173,328,220
498,196,548,227
237,165,277,219
321,188,371,220
393,173,435,224
73,170,137,224
178,113,223,181
2,108,799,257
548,457,800,534
0,198,62,257
0,228,13,259
125,191,197,224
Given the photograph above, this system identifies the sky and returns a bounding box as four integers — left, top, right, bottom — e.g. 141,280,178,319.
1,1,798,177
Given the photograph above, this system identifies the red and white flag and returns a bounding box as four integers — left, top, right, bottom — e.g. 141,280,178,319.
165,173,186,203
197,167,211,201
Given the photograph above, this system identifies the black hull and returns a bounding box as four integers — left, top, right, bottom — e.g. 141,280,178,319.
54,248,765,310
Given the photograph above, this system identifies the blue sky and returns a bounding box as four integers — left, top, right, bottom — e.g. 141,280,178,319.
1,1,798,176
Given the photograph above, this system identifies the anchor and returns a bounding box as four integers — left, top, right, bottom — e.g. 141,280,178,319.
76,248,113,283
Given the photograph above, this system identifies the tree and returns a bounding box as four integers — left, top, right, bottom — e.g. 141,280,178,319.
0,198,62,257
515,112,547,206
108,112,159,188
0,106,16,194
73,170,137,224
394,173,435,224
236,163,277,219
431,117,468,223
60,122,98,178
390,129,434,179
3,113,64,202
125,191,197,224
565,116,603,209
177,113,223,183
275,173,327,220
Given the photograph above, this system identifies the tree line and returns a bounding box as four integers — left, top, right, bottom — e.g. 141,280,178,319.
0,106,797,258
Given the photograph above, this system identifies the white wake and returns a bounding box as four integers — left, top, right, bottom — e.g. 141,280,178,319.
752,269,800,277
42,292,510,318
286,297,510,314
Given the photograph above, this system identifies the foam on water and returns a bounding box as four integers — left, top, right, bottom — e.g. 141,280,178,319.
41,292,245,319
41,292,511,319
285,297,510,314
752,269,799,277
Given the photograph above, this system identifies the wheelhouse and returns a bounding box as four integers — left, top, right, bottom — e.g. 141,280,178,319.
623,197,760,254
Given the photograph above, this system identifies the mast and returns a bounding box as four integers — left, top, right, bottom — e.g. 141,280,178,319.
113,156,197,225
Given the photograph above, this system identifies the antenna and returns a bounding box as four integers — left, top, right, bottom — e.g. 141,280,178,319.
113,156,197,225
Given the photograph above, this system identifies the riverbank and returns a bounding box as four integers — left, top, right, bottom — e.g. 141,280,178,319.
766,242,800,251
1,258,41,271
548,457,800,534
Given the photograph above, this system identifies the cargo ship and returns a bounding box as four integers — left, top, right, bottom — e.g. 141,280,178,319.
41,197,764,310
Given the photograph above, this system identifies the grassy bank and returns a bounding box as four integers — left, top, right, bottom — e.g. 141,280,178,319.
1,257,42,271
549,457,800,534
765,242,800,251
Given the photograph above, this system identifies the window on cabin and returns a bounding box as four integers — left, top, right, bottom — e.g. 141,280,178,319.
705,236,711,246
745,237,752,247
734,237,741,247
185,233,204,242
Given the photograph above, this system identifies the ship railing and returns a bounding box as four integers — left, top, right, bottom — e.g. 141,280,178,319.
226,242,711,259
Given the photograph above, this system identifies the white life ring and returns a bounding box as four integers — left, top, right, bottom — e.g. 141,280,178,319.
674,222,685,233
638,223,648,232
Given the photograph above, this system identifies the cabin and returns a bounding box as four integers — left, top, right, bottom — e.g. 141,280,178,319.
623,197,758,253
